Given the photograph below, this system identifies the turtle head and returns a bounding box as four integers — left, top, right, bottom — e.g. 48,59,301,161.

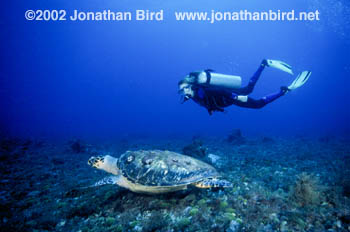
88,155,119,175
88,156,104,169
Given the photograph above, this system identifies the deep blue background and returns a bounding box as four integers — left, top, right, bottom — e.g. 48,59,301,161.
1,0,349,139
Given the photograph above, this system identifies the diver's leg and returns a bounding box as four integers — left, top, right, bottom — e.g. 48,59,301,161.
234,87,288,109
259,87,289,107
235,60,267,95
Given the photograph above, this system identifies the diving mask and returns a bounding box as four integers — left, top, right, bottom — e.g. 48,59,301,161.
178,82,194,104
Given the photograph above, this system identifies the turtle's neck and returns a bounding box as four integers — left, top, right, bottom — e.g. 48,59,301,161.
102,155,119,175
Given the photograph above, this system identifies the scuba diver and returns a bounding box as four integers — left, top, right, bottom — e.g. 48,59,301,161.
178,59,311,115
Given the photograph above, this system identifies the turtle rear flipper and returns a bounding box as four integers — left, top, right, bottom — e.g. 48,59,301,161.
92,176,119,187
194,178,232,188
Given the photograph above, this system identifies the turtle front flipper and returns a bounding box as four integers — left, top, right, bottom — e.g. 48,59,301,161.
92,176,119,187
194,178,232,189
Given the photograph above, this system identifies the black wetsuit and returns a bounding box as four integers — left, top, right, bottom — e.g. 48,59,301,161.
191,64,287,115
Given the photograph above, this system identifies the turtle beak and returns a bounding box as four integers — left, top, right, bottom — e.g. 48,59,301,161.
88,156,104,168
88,156,96,166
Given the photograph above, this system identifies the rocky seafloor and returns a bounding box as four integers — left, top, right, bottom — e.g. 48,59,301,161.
0,133,350,232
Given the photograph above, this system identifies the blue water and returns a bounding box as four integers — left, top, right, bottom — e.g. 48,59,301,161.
1,0,349,140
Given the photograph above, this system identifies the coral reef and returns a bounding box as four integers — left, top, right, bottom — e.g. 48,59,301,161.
70,139,86,153
182,138,207,159
226,129,246,145
289,172,324,207
0,136,349,231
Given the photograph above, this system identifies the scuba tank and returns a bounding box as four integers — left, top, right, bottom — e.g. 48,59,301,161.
185,69,242,90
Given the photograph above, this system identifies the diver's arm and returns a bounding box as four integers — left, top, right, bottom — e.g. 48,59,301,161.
196,88,229,114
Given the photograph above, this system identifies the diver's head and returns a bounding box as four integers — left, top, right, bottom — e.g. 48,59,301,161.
178,80,194,103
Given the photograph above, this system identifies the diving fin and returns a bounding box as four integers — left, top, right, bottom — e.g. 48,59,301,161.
288,71,312,90
267,59,294,75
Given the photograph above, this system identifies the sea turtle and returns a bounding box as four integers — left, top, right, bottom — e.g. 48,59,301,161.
88,150,232,194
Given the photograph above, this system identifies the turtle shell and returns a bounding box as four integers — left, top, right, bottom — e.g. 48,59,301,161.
117,150,219,187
